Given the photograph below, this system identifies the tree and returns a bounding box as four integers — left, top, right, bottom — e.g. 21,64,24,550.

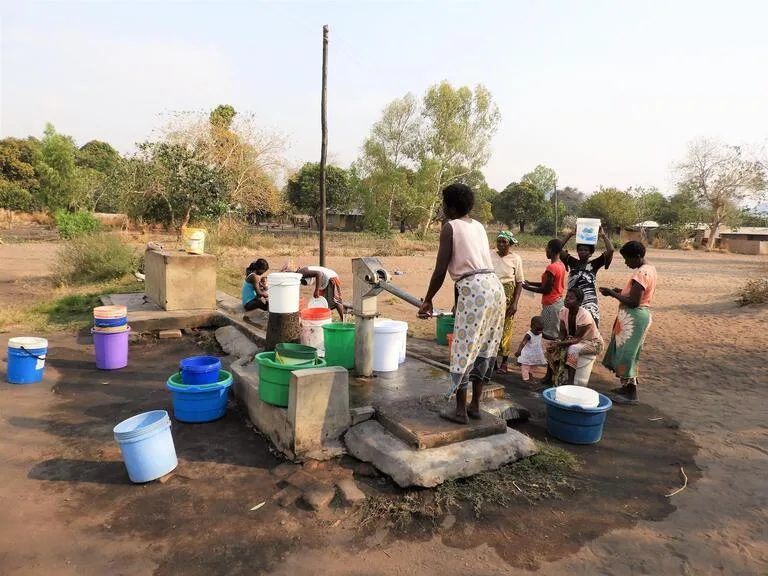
76,140,120,174
580,187,638,232
459,169,496,224
493,182,548,233
286,163,352,225
675,139,766,249
521,165,557,196
413,82,501,233
0,137,40,192
556,186,584,216
33,124,81,212
630,187,669,224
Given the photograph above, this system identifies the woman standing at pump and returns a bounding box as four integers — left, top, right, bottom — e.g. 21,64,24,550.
418,183,505,425
491,231,524,374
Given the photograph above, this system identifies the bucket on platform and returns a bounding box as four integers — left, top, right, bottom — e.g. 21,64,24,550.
7,337,48,384
92,327,130,370
436,314,455,345
322,323,356,369
179,356,222,385
166,371,233,423
183,228,206,255
300,307,333,350
373,320,408,372
113,410,177,483
267,272,302,314
575,218,601,245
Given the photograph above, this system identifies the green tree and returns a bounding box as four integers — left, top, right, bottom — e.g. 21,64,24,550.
521,164,557,196
493,182,548,233
33,124,81,212
286,163,352,225
580,187,638,231
675,139,765,249
555,186,584,216
630,186,669,223
209,104,237,129
0,137,40,192
76,140,120,174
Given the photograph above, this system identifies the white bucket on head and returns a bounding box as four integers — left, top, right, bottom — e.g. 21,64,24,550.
267,272,302,313
575,218,601,245
374,320,408,372
184,229,206,255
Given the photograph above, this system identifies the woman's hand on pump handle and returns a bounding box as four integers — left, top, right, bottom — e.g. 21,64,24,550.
417,300,433,319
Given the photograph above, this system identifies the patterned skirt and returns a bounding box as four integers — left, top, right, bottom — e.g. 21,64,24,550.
540,298,565,340
602,305,652,381
448,273,505,395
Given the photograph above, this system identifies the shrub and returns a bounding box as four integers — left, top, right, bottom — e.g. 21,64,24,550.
737,277,768,306
58,232,138,283
55,210,101,239
0,183,39,212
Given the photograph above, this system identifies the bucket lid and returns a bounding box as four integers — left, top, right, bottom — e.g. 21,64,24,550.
93,305,128,318
307,297,329,309
8,336,48,349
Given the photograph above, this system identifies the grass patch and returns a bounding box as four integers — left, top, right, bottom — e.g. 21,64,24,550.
359,443,580,530
737,276,768,306
0,278,143,333
58,232,140,284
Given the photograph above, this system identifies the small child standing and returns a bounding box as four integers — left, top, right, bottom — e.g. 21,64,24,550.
242,259,269,312
514,316,547,381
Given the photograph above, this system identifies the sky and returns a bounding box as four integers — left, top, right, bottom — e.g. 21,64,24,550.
2,0,768,196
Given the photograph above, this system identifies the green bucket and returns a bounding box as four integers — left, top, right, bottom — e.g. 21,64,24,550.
322,323,356,369
435,314,455,345
274,343,318,366
255,351,327,407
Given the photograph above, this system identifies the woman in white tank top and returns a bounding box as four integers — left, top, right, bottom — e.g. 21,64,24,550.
418,183,505,424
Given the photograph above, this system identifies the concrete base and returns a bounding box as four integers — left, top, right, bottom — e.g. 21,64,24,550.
230,357,349,461
344,420,538,488
376,396,506,450
144,248,217,311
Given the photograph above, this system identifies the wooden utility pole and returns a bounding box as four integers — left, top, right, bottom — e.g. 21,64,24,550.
554,178,558,235
319,25,329,266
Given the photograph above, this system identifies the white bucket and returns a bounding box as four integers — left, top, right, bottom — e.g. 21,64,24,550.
300,311,333,351
184,229,206,255
267,272,302,313
307,296,329,309
375,318,407,364
374,320,408,372
575,218,601,245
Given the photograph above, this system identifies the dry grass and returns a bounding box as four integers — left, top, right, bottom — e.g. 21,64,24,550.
737,276,768,306
0,209,54,227
359,443,580,530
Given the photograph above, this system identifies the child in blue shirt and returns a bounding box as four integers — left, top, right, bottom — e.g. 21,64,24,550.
242,259,269,311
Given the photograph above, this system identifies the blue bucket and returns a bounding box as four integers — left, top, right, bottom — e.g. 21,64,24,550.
166,370,232,423
542,388,612,445
179,356,222,385
113,410,177,483
94,316,128,328
7,337,48,384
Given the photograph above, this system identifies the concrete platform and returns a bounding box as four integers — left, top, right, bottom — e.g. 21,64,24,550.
376,396,506,450
344,420,537,488
102,292,219,332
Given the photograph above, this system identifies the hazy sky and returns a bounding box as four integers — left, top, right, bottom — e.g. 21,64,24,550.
2,0,767,195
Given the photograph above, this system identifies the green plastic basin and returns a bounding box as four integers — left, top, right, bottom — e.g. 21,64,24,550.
322,323,356,369
274,342,318,366
255,351,327,407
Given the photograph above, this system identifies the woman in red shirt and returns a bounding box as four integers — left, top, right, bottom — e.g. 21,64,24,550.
522,238,567,385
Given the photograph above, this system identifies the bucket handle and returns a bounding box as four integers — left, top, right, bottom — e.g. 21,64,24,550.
19,346,47,360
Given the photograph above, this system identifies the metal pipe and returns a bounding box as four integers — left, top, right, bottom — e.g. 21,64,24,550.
376,280,450,316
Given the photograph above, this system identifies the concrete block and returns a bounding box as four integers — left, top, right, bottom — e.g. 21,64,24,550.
144,249,217,311
289,367,351,459
158,329,182,339
215,326,261,359
350,406,375,426
303,486,336,511
230,357,258,401
344,420,538,488
480,398,531,423
336,477,366,506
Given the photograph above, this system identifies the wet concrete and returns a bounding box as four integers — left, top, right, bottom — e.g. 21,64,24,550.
348,357,451,408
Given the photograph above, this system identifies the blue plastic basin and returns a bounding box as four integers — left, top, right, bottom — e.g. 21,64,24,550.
166,370,232,423
542,388,612,445
179,356,222,385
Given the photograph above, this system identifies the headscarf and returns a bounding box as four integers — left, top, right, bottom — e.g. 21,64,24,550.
497,231,518,245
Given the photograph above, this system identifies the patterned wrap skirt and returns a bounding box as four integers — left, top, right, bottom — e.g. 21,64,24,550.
540,298,565,340
448,272,505,396
602,305,652,381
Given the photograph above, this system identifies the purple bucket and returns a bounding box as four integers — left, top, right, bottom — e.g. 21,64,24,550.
92,327,131,370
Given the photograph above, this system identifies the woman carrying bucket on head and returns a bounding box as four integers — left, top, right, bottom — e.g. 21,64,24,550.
417,183,505,425
491,230,524,374
295,265,344,321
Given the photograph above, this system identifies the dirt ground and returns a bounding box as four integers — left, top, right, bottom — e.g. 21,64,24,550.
1,239,767,575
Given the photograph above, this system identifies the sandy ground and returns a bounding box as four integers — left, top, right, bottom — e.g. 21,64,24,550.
1,240,767,575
